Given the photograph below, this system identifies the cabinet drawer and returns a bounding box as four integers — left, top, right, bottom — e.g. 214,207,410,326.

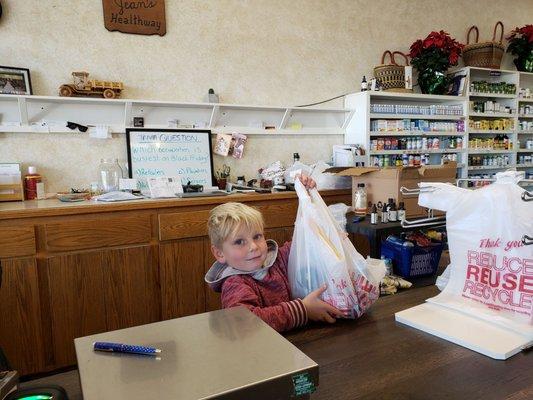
159,210,210,241
45,214,152,252
0,226,36,258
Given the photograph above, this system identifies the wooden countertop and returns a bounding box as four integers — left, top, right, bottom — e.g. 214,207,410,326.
0,189,351,220
285,286,532,399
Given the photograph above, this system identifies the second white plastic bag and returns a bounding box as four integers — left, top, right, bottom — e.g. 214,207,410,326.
288,179,385,318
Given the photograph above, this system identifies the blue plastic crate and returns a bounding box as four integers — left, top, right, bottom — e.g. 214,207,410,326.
380,238,443,278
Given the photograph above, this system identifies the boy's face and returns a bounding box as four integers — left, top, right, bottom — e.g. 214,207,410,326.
212,226,268,272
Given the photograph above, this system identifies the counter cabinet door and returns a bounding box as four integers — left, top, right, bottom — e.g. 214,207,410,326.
0,257,45,375
44,245,160,368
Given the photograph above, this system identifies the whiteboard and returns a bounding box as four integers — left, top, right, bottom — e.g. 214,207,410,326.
126,129,215,192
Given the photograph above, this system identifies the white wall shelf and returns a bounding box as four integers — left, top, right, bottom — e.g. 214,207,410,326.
345,91,467,169
517,98,533,103
369,131,462,137
0,94,353,136
518,114,533,119
468,165,514,171
517,149,533,153
369,113,464,120
469,92,516,99
470,112,517,118
370,149,464,155
468,149,514,154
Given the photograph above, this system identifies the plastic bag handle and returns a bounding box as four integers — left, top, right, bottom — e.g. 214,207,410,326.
392,51,410,66
381,50,396,65
294,177,312,202
493,21,504,44
466,26,479,44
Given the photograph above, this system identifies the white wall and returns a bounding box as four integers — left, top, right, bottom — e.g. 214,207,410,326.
1,0,532,191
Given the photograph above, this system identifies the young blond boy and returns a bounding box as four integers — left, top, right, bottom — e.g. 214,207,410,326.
205,176,344,332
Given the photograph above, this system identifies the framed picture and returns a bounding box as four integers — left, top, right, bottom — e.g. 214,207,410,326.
0,66,33,95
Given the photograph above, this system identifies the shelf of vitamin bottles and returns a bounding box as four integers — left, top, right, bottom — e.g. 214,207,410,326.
467,149,515,154
469,112,518,118
467,164,515,171
469,130,514,135
469,92,516,99
369,113,463,120
370,148,465,155
369,131,462,137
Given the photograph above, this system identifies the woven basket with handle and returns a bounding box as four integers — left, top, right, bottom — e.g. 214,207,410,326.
462,21,505,69
374,51,411,92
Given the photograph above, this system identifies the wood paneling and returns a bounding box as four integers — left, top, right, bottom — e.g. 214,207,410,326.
160,238,207,319
45,252,108,367
44,214,151,252
204,239,220,312
0,258,44,375
253,202,298,229
158,210,210,241
104,246,161,331
0,226,35,258
45,246,161,367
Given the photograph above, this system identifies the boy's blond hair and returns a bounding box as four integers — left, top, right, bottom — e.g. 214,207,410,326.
208,202,264,247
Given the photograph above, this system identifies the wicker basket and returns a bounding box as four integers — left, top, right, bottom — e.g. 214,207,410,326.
462,22,505,69
374,51,411,92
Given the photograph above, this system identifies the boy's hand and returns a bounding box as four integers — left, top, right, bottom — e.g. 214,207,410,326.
302,284,345,323
296,174,316,190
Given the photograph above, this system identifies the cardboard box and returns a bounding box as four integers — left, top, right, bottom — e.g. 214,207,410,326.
327,161,457,218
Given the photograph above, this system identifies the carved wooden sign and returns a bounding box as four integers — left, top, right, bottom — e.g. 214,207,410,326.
102,0,166,36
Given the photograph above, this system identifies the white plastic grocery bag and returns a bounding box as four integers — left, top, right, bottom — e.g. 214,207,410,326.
288,179,385,318
418,171,533,338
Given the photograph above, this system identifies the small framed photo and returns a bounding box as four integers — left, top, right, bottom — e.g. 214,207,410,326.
0,66,33,95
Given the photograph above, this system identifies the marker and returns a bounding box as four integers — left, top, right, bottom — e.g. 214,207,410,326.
93,342,161,356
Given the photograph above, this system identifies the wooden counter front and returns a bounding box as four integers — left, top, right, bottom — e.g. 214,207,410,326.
0,190,351,376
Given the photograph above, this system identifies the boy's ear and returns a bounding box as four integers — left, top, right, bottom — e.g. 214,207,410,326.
211,244,226,264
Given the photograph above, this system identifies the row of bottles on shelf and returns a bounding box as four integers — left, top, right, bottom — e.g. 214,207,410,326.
518,104,533,115
469,134,512,150
370,153,458,167
469,118,514,131
518,139,533,150
370,103,463,116
470,100,515,114
518,154,533,165
469,155,511,167
467,172,533,186
470,81,516,95
371,119,464,132
519,120,533,131
518,87,533,98
371,136,462,151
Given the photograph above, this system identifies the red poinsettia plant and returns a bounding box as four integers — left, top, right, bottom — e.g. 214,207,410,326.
506,25,533,71
409,30,464,72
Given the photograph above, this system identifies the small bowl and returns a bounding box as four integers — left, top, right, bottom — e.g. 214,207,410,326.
56,192,91,202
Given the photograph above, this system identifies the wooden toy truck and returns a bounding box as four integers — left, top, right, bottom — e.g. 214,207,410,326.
59,71,123,99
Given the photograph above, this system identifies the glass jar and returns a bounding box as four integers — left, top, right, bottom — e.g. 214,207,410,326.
99,158,123,192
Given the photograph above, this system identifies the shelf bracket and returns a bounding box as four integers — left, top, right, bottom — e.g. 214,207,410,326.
209,105,220,129
124,101,132,128
17,97,28,126
342,109,356,130
279,108,292,129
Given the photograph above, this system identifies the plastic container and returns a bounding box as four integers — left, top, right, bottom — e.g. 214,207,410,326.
24,166,42,200
380,235,443,278
99,158,123,193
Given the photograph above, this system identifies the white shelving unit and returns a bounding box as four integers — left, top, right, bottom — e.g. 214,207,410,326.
344,69,533,179
449,67,533,178
0,94,354,136
345,91,467,171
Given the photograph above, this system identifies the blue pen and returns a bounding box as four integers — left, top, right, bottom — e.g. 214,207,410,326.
93,342,161,356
